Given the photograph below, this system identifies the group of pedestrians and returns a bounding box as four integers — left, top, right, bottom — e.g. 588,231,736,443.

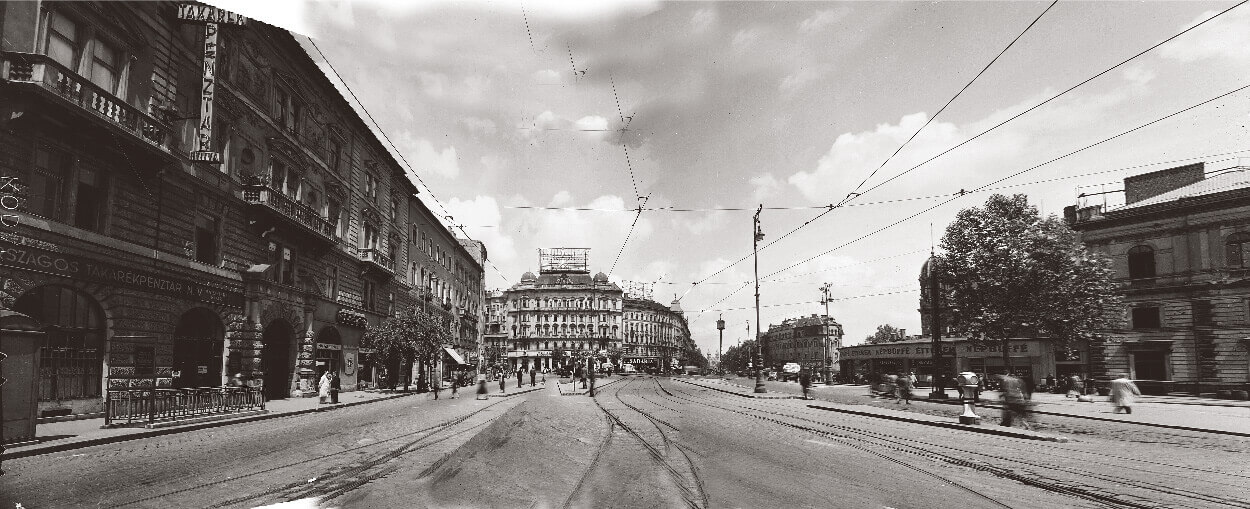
869,372,917,404
318,370,340,404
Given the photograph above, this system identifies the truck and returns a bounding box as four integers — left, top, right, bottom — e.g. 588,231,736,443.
780,363,802,382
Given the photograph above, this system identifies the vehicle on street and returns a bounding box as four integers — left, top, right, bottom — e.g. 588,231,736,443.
622,363,637,373
780,363,802,382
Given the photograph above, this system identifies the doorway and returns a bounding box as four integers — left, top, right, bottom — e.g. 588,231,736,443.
173,308,225,388
262,320,294,400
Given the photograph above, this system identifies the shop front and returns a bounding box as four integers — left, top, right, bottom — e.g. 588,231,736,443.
840,337,1085,388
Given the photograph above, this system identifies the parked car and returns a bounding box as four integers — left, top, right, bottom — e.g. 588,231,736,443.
766,370,779,381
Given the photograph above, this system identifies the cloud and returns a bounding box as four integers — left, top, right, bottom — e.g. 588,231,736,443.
798,8,849,33
399,133,461,179
533,69,563,85
1121,65,1156,88
520,110,615,141
750,174,782,202
461,117,498,136
416,72,490,104
1159,8,1250,66
445,195,517,266
676,209,728,236
691,8,718,33
779,66,821,95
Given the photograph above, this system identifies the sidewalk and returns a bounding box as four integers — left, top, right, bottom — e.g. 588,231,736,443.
2,389,424,461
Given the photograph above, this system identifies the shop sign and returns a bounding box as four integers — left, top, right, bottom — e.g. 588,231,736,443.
343,351,356,375
0,236,244,307
176,4,248,25
961,341,1038,356
316,343,342,351
840,343,955,359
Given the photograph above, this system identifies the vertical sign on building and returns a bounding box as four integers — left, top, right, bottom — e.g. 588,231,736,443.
176,3,248,165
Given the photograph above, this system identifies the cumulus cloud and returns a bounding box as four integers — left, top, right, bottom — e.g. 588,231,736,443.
676,209,728,236
691,8,718,33
750,174,782,202
1159,8,1250,66
520,110,615,141
798,8,849,33
445,195,516,266
461,117,498,136
399,132,461,179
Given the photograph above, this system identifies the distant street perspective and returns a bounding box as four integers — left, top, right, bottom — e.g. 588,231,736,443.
4,0,1250,507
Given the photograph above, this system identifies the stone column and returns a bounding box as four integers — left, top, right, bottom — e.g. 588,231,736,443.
296,304,317,397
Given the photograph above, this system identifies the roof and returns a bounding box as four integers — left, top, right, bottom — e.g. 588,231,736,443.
508,272,623,292
1113,168,1250,212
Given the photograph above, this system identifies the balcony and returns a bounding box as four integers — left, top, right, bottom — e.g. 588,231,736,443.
1,52,174,160
242,184,338,246
357,247,395,278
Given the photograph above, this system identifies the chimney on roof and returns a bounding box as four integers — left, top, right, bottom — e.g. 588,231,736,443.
1124,163,1204,205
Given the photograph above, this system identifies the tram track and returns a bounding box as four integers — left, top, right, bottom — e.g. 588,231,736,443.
661,381,1249,509
106,397,514,508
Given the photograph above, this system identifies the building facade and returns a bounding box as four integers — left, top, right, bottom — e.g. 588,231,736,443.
0,1,483,420
1068,162,1250,394
496,249,624,372
622,296,694,373
838,336,1086,386
760,314,843,374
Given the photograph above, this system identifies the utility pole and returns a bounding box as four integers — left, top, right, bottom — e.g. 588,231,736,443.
753,205,767,393
819,283,834,386
717,314,725,376
929,254,948,399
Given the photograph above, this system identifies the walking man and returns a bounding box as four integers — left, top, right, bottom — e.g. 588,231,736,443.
1110,373,1141,414
530,368,537,387
896,371,913,404
476,372,488,400
799,370,813,400
999,374,1032,430
330,371,340,404
517,368,524,389
432,377,441,400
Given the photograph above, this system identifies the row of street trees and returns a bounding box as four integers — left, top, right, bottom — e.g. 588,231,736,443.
362,310,451,391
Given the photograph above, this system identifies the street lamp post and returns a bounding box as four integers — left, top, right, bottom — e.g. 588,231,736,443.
753,205,766,394
819,283,834,386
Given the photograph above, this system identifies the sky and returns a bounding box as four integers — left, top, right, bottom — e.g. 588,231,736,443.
206,0,1250,356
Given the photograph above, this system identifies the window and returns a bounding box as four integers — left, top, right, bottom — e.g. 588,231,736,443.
195,214,220,264
327,199,342,238
363,280,376,311
365,173,377,202
1127,245,1155,279
41,10,128,95
390,195,399,221
270,242,296,285
29,147,71,220
324,264,338,299
363,224,379,250
1131,306,1161,329
30,146,110,232
275,88,293,131
1131,351,1168,380
329,139,343,174
14,286,105,401
1227,232,1250,268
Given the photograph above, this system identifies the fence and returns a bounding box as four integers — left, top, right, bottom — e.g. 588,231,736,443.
105,386,265,426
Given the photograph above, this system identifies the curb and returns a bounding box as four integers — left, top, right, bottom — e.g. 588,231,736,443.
806,404,1069,442
675,379,800,399
917,397,1250,437
1,391,423,461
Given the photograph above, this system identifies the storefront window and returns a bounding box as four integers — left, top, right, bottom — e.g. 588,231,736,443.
14,286,104,401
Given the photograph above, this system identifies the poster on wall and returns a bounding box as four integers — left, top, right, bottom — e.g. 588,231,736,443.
344,351,357,376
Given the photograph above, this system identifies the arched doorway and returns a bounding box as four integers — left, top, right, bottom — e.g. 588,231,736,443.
262,320,294,400
173,308,225,388
12,286,105,405
315,326,342,377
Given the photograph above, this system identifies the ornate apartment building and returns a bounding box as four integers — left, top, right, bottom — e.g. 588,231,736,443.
1068,162,1250,394
0,1,484,421
761,314,843,372
622,295,695,373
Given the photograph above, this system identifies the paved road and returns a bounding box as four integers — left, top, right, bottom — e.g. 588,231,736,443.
3,376,1247,508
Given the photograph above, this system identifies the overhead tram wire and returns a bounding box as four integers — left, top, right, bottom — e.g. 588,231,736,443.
306,37,511,283
842,0,1058,202
686,3,1058,293
683,1,1247,294
759,81,1250,284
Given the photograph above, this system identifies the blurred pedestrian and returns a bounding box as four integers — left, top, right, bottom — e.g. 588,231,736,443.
330,371,340,404
530,368,537,387
885,373,898,400
517,369,524,389
1045,374,1056,391
499,373,506,393
318,370,332,404
432,376,441,400
1110,374,1141,414
896,372,913,404
1067,374,1082,398
450,375,459,399
799,370,813,400
999,374,1032,430
476,372,488,400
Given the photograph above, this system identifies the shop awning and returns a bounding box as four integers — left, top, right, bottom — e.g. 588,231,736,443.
443,347,467,365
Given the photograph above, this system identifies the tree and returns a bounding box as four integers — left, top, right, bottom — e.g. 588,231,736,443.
605,346,625,373
864,324,903,344
363,311,450,391
721,340,759,373
939,194,1119,373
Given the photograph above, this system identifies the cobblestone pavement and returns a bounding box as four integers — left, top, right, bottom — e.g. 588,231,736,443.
3,376,1247,508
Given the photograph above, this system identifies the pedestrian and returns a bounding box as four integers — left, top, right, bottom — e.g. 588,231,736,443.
330,371,340,404
885,373,898,400
896,372,913,404
432,376,441,400
541,370,547,383
998,374,1032,430
530,368,537,387
450,375,459,399
318,370,332,404
1045,374,1056,391
499,372,506,393
799,370,812,400
476,372,488,400
517,369,524,389
1110,373,1141,414
908,371,918,388
1067,374,1083,398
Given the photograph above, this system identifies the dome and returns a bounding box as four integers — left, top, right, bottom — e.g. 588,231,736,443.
919,255,944,280
669,298,684,313
593,272,609,282
521,271,537,282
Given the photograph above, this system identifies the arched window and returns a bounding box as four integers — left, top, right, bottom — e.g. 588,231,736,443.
1127,245,1155,279
1227,232,1250,268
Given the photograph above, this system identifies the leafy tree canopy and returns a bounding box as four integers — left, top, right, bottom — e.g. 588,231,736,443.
864,324,903,344
363,311,452,369
939,194,1119,363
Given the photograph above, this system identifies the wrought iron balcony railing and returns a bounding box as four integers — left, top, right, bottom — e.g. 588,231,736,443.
357,247,395,273
242,184,337,244
1,51,173,156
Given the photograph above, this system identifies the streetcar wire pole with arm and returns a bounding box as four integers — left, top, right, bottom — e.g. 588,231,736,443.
820,283,834,386
753,205,767,394
717,314,725,376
